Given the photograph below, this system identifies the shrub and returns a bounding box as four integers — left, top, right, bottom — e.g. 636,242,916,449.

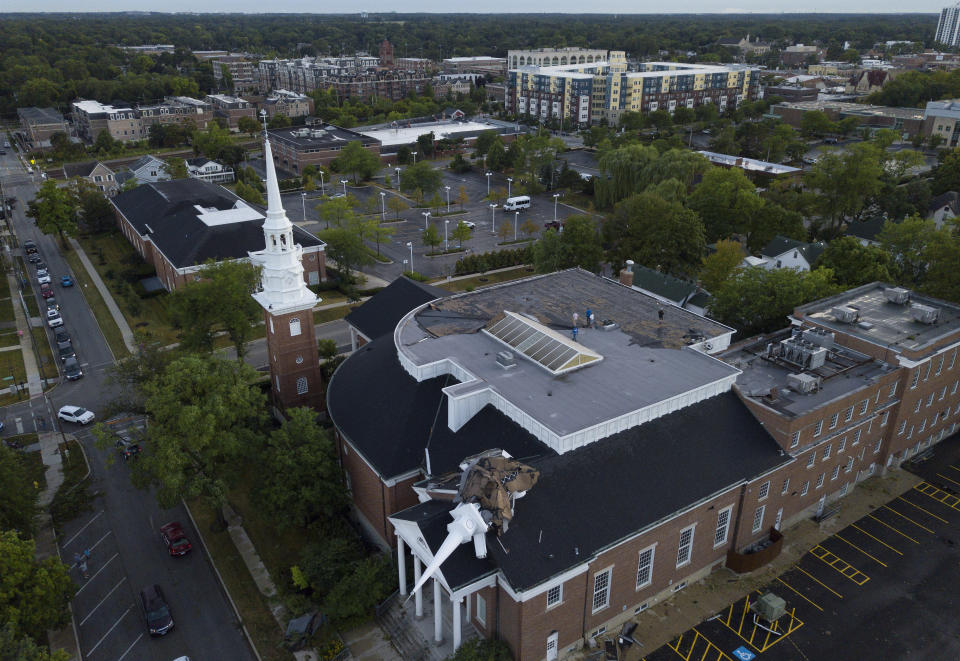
449,638,514,661
323,553,395,624
402,270,429,282
454,246,532,276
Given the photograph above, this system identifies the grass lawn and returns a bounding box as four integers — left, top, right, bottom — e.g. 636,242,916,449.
188,499,292,661
436,266,535,292
0,297,15,323
0,346,27,382
16,438,46,490
0,330,21,347
61,246,130,359
32,327,59,380
0,275,11,299
314,305,357,325
18,272,40,318
76,233,180,346
50,440,94,530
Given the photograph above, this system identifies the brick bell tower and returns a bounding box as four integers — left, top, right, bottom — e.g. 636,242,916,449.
250,126,324,412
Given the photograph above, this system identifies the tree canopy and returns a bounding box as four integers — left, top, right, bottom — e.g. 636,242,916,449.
0,531,75,642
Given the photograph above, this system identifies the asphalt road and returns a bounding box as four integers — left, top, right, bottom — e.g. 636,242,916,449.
0,147,255,661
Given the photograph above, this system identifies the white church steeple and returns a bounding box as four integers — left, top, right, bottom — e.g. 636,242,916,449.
251,125,318,314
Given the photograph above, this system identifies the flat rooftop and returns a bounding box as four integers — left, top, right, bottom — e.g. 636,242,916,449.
796,283,960,356
359,120,510,147
774,100,924,120
723,328,895,418
395,270,738,452
698,150,801,175
18,107,65,124
268,125,377,150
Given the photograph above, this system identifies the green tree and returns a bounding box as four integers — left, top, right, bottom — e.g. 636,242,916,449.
168,260,262,358
416,132,435,158
932,148,960,195
604,192,706,277
267,113,291,129
815,236,893,287
238,115,260,137
368,221,396,256
0,622,70,661
387,195,409,219
164,157,188,179
533,215,603,273
317,195,358,229
74,179,114,233
451,221,472,249
486,139,506,171
699,239,745,293
710,267,840,335
235,181,266,206
475,131,501,157
0,446,39,534
456,185,469,211
806,143,886,232
193,123,235,161
319,215,374,280
877,215,939,286
688,167,762,243
402,161,442,197
422,224,442,252
800,110,835,138
520,218,539,239
256,408,348,530
0,531,75,641
921,218,960,302
332,141,380,183
93,130,117,154
323,554,394,624
26,180,77,249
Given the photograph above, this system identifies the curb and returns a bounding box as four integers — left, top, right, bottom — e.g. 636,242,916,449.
182,499,264,661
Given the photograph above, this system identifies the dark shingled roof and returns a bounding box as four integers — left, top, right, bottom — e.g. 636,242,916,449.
629,264,698,305
345,277,447,341
928,190,960,217
761,235,826,265
63,161,105,179
327,335,556,480
844,216,890,244
111,179,322,269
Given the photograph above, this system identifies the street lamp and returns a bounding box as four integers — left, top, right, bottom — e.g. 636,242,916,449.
422,211,431,230
406,242,413,273
340,180,348,197
444,219,449,251
553,193,560,222
412,151,418,164
507,177,513,198
394,166,401,191
514,211,519,242
489,203,497,234
444,186,451,212
379,191,386,222
485,171,492,195
301,192,307,222
318,169,325,196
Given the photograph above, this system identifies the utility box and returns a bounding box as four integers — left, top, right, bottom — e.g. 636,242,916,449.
753,592,786,621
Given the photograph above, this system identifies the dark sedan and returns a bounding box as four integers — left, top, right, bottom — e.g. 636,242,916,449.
140,584,174,636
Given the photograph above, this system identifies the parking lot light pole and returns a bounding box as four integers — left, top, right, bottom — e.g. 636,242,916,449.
507,177,513,198
406,242,413,273
318,170,325,196
553,193,560,222
301,192,307,221
395,167,401,191
514,211,519,242
412,151,418,164
444,220,449,251
340,180,348,197
485,171,492,195
422,211,431,231
379,191,386,222
445,186,451,212
490,204,497,234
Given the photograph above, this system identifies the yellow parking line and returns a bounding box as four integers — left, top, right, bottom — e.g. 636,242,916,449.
794,565,844,598
882,505,935,533
809,546,870,585
936,472,960,488
914,483,960,510
867,514,919,544
834,534,887,567
775,576,824,612
850,524,903,555
897,496,949,523
949,464,960,473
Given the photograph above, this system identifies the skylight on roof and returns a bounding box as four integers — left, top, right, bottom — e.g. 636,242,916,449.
484,311,602,375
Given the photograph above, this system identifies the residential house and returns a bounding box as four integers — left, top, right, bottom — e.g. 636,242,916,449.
928,191,960,227
124,155,171,185
62,161,119,196
745,235,827,271
186,158,235,184
845,216,890,246
618,260,712,316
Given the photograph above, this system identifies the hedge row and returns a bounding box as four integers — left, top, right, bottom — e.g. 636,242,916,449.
454,246,532,276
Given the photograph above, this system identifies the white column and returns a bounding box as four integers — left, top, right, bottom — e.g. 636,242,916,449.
452,595,462,651
433,578,443,643
414,556,423,618
397,536,407,596
466,592,471,620
350,327,358,352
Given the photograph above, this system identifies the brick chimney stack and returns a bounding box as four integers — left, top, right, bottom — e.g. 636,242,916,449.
619,259,635,287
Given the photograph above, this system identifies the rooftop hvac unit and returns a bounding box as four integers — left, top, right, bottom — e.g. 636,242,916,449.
802,328,835,349
753,592,787,622
832,306,859,323
911,304,940,325
310,129,327,138
885,287,910,305
787,372,822,394
777,338,828,370
496,350,517,369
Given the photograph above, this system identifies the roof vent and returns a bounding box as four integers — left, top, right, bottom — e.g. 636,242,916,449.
832,306,859,323
911,303,940,325
801,328,835,349
787,372,822,394
885,287,910,305
857,321,874,330
495,350,517,369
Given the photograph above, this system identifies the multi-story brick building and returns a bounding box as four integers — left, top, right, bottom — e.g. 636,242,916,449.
442,56,507,78
137,96,212,133
260,89,314,119
17,107,69,147
204,94,257,130
211,55,259,95
394,57,435,75
327,271,960,661
266,125,380,173
72,100,141,143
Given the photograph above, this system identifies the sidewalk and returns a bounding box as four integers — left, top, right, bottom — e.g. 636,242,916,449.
67,238,136,353
8,272,43,396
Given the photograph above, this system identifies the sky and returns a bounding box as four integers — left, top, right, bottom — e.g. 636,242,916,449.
0,2,946,14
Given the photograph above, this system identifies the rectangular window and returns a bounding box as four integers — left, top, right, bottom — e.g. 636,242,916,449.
953,380,959,395
814,420,823,437
547,585,562,608
925,362,932,381
801,480,810,496
816,473,825,489
844,406,854,422
919,418,927,433
853,429,862,444
874,439,883,454
915,399,922,413
636,545,655,589
907,425,915,439
822,444,832,460
830,413,839,429
476,594,486,626
676,526,695,568
831,465,840,481
859,399,869,415
758,481,770,500
781,478,790,495
940,386,947,401
898,420,907,435
949,351,957,370
839,482,849,496
790,431,800,448
927,393,935,407
838,437,847,453
937,356,945,375
881,411,889,426
846,456,854,473
889,382,898,398
592,568,612,612
714,508,732,547
807,451,816,468
911,371,920,389
752,505,765,533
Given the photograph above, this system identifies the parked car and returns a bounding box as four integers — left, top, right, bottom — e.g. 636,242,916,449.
159,522,192,556
140,585,174,636
60,275,74,287
40,284,54,298
45,296,59,310
63,357,82,380
35,261,47,271
58,406,94,424
27,253,41,264
544,220,563,231
54,328,70,344
23,240,37,255
46,309,63,327
115,434,142,460
37,274,51,285
57,340,74,362
460,221,476,230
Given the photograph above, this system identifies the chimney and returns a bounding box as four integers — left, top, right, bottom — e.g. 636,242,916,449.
620,260,635,287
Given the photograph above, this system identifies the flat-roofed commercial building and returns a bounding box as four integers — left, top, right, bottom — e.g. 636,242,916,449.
17,107,69,147
266,125,380,173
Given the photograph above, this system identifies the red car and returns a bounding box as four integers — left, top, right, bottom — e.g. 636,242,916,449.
40,283,54,298
159,522,192,556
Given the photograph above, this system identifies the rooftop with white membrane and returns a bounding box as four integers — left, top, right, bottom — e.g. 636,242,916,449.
359,120,507,147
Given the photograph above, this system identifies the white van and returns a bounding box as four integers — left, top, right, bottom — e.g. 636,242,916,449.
503,195,531,211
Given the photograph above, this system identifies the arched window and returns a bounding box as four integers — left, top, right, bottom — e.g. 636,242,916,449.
289,317,301,336
551,57,558,66
271,234,277,247
519,56,525,66
296,377,308,395
561,56,567,65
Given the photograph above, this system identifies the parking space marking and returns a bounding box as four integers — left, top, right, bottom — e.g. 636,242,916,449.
115,633,143,661
720,595,804,653
667,627,732,661
809,545,869,585
850,523,903,555
774,577,823,612
79,578,126,626
834,534,887,567
881,505,935,533
85,604,133,657
914,481,960,510
950,464,960,472
793,565,844,598
75,553,118,595
935,472,960,489
87,530,113,554
62,510,104,548
866,514,919,544
896,496,949,523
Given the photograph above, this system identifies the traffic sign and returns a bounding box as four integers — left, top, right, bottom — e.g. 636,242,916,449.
732,647,756,661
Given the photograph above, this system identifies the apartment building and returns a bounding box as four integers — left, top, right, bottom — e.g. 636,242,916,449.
442,56,507,78
260,89,314,119
924,99,960,147
266,125,380,173
204,94,256,131
17,107,69,147
212,55,259,95
137,96,212,133
72,100,141,143
507,47,611,69
395,57,435,75
936,4,960,48
258,56,381,94
508,59,757,127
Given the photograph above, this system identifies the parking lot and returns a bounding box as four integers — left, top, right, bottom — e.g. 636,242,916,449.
641,435,960,661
